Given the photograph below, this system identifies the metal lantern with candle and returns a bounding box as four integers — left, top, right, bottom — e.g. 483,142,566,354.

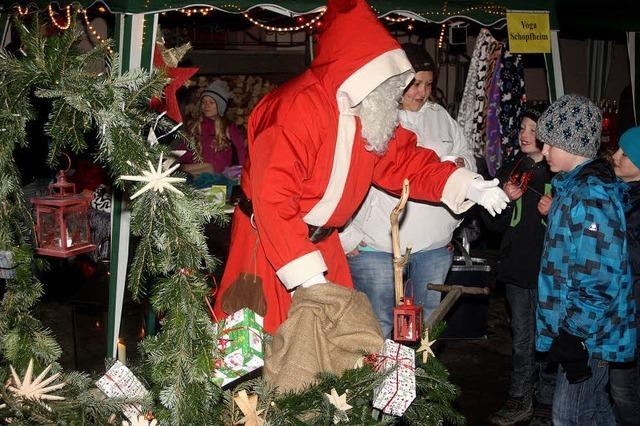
390,179,423,343
31,169,96,258
393,295,423,342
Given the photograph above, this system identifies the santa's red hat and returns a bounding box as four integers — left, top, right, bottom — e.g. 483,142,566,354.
311,0,413,110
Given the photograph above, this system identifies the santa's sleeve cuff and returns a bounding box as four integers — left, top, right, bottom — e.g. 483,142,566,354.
276,250,328,290
440,168,477,214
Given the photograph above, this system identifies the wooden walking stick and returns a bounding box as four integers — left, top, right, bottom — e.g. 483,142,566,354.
390,179,424,342
391,179,411,306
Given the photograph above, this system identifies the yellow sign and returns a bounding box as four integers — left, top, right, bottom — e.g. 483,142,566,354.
506,10,551,53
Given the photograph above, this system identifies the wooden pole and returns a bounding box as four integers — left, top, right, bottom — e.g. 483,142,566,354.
390,179,411,306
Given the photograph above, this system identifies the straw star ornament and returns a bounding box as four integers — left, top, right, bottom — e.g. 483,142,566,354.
123,414,157,426
325,388,352,424
6,359,65,403
233,390,264,426
416,328,436,363
120,153,186,200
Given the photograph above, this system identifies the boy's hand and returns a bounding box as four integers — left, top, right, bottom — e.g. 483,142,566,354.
547,329,592,384
537,194,553,216
466,178,509,216
503,182,524,201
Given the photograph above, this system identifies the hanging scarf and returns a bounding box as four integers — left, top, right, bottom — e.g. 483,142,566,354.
456,28,499,158
498,51,526,165
484,44,504,176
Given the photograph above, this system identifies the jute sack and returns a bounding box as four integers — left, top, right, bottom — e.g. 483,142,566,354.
264,283,384,392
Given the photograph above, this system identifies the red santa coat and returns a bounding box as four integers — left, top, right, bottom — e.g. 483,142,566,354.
214,0,477,333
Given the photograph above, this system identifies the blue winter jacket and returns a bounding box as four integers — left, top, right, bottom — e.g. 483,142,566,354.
536,158,636,362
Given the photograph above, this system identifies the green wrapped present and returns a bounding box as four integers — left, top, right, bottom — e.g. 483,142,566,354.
213,308,264,387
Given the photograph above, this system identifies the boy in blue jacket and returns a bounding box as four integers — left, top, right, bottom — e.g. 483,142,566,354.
609,126,640,425
535,95,636,424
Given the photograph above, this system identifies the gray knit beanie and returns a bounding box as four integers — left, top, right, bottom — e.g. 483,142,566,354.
201,79,232,116
536,94,602,159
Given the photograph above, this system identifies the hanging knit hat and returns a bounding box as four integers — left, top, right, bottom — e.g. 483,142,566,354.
619,126,640,169
201,79,232,116
536,94,602,159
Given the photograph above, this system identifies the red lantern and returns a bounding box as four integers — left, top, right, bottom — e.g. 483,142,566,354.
31,170,96,258
393,297,423,342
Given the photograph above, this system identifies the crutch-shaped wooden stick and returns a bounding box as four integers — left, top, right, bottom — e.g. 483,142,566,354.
424,283,490,330
391,179,411,306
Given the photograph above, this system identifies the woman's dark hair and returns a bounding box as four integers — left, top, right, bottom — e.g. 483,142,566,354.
401,43,435,73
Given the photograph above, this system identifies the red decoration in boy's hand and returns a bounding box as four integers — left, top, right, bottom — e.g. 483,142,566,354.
508,170,533,194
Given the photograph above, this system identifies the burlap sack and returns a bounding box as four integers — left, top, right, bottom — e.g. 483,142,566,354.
263,283,384,392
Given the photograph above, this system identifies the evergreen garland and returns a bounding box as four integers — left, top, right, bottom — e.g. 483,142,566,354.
0,16,464,425
0,16,224,424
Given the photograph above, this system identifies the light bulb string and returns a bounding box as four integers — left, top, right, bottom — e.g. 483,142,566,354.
48,4,72,30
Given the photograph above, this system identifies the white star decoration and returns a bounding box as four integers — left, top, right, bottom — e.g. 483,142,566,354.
234,390,265,426
325,388,352,424
416,328,436,364
120,153,186,200
6,359,65,404
123,414,157,426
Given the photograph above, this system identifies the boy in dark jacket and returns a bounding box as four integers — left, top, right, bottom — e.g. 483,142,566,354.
609,126,640,426
488,109,555,426
536,94,636,424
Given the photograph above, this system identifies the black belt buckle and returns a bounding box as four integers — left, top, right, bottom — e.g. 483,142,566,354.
237,192,254,218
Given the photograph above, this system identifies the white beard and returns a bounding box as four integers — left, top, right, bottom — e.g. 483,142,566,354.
358,73,409,155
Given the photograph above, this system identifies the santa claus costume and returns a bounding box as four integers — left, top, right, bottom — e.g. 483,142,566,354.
213,0,489,334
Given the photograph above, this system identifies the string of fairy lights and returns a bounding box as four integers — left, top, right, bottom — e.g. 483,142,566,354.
17,2,506,41
81,8,113,54
47,4,72,30
243,8,326,32
438,1,449,49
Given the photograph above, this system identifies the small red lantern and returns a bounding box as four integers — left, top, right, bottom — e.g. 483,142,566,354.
393,297,423,342
31,170,95,258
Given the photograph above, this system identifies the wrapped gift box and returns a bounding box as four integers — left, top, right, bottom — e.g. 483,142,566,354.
372,339,416,416
213,308,264,387
96,361,148,423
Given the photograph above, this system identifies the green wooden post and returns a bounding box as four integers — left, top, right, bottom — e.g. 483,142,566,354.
107,12,159,359
543,31,564,102
1,11,11,48
544,3,564,102
629,32,639,125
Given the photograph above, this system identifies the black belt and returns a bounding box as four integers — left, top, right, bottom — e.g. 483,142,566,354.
237,192,336,244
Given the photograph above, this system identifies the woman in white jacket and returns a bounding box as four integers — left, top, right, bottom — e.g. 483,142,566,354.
340,45,476,337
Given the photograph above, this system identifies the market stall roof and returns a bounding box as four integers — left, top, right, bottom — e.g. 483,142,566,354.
2,1,554,26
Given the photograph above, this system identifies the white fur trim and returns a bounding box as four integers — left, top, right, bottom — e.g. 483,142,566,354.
304,49,413,226
440,168,478,214
276,250,328,290
338,48,413,110
304,102,355,226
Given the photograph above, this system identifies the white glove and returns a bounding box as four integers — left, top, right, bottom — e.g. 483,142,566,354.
466,177,509,217
300,273,326,288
